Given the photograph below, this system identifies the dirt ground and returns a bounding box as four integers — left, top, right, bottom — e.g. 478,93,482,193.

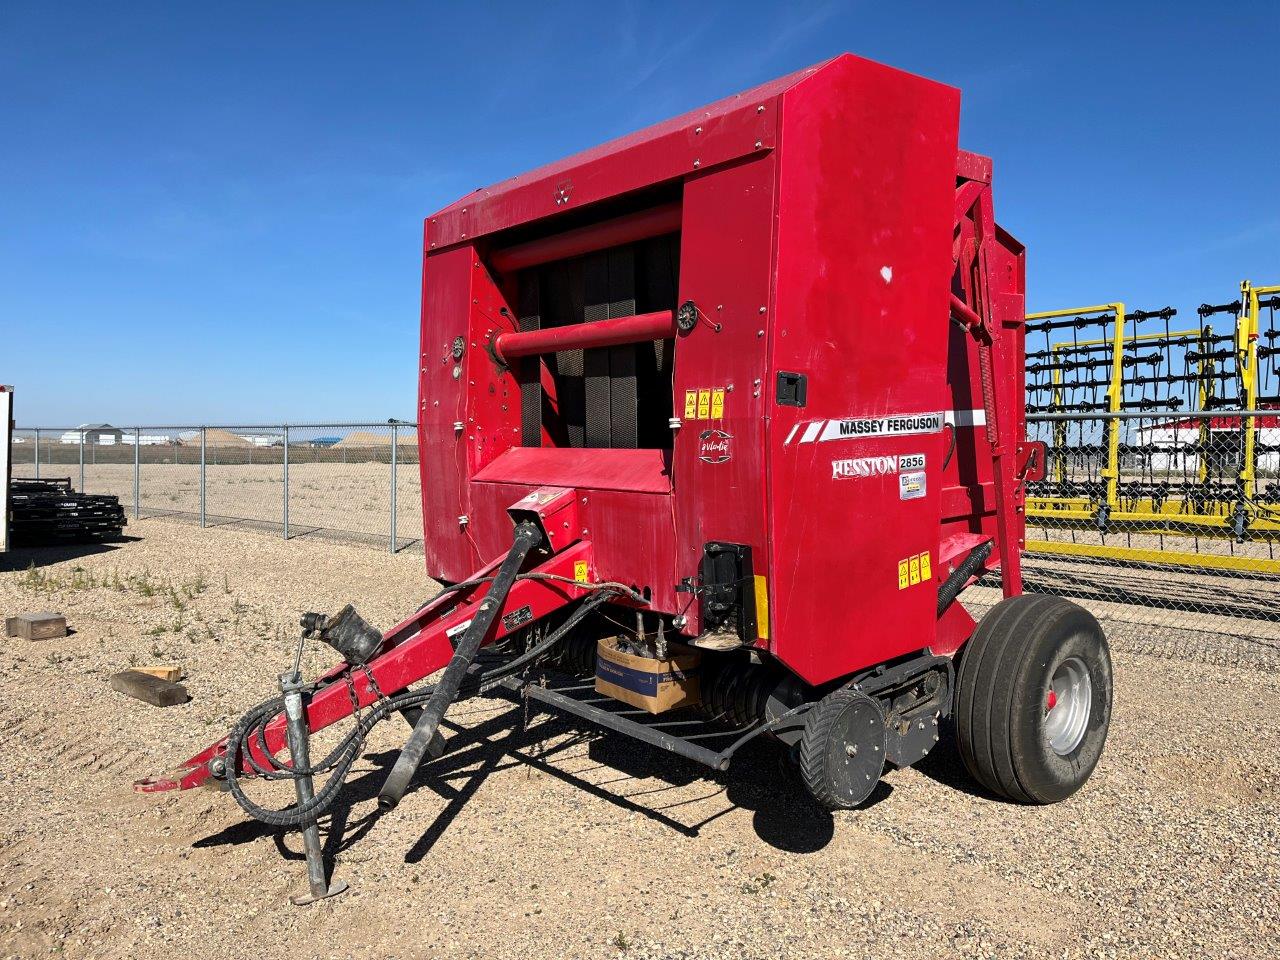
1,519,1278,960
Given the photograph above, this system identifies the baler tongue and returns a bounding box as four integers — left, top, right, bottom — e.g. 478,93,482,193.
134,487,626,902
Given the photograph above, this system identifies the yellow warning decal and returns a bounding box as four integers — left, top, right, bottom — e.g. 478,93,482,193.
898,551,932,590
573,560,589,583
683,390,698,419
753,574,770,640
696,388,711,420
711,388,725,419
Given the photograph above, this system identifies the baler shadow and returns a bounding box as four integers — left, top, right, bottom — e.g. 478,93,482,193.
910,729,1003,801
192,695,851,873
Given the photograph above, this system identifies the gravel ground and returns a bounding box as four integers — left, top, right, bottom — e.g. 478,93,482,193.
1,519,1278,960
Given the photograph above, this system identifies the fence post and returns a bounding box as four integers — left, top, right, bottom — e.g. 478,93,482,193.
33,428,40,479
390,423,398,553
199,427,207,527
133,427,140,519
282,424,290,540
79,431,85,491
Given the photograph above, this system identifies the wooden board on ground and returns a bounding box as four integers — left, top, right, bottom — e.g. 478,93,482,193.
133,665,182,683
5,612,68,640
110,670,190,707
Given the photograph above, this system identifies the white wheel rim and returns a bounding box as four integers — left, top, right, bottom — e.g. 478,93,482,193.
1044,656,1091,756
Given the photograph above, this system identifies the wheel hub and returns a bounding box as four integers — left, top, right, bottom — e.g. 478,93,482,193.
1043,656,1091,756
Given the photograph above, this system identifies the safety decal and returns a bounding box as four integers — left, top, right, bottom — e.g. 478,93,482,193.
897,551,933,590
698,429,732,464
899,470,927,500
831,453,926,480
684,387,729,421
501,605,533,631
785,410,985,445
573,560,590,583
445,618,473,639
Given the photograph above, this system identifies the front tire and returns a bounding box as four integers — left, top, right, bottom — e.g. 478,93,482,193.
955,594,1112,804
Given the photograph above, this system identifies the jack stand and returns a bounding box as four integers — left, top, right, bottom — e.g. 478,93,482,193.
280,670,349,906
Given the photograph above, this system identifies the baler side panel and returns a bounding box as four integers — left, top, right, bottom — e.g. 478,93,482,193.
420,244,480,582
672,155,778,638
767,58,962,686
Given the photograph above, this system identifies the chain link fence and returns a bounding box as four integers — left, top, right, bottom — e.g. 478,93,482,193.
10,411,1280,671
990,408,1280,673
10,421,422,552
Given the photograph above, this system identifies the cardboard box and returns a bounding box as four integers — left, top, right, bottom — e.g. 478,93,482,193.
595,637,701,714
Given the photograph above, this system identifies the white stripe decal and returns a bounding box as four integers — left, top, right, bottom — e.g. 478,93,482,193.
783,423,801,445
945,409,987,428
800,421,824,444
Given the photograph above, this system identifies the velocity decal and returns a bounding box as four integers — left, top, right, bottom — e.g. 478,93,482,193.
698,429,732,464
832,453,926,480
784,410,985,445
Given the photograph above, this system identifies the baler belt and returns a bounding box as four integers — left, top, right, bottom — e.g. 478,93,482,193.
582,247,638,448
518,272,543,448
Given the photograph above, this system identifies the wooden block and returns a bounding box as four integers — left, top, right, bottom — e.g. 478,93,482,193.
5,612,68,641
110,670,190,707
133,665,182,683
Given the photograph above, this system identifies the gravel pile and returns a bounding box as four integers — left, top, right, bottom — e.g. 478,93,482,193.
1,519,1276,959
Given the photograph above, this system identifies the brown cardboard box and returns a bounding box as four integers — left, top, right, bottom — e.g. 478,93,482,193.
595,637,701,714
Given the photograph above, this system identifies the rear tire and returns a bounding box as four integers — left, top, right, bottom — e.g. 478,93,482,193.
955,594,1111,804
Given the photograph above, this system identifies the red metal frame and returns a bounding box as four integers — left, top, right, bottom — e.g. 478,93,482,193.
142,53,1029,793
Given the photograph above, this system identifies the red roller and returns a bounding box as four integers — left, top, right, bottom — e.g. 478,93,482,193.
492,310,677,362
489,202,681,274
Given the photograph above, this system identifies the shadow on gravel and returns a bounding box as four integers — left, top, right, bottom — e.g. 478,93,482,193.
192,695,861,874
0,536,140,572
911,729,1004,802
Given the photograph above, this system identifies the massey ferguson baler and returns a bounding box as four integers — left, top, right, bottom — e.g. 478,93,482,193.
139,54,1113,903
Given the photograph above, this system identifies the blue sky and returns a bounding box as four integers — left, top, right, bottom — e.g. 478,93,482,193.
3,1,1276,425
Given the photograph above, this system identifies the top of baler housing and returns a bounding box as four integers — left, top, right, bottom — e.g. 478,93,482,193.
423,53,961,250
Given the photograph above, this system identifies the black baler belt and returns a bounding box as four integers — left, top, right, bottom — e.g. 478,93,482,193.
517,271,543,447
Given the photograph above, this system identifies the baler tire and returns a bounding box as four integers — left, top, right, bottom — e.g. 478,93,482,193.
798,687,886,810
955,594,1112,804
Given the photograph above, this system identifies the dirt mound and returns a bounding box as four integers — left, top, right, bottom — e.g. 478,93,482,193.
334,430,415,448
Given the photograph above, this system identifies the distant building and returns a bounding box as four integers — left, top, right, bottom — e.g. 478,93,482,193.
122,433,178,446
60,423,124,445
1136,413,1280,474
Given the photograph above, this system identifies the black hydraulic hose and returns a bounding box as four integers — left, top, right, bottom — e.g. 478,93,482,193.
935,541,994,616
379,521,545,811
223,587,623,828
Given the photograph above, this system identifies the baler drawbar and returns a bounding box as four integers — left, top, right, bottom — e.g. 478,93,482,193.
138,53,1113,904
